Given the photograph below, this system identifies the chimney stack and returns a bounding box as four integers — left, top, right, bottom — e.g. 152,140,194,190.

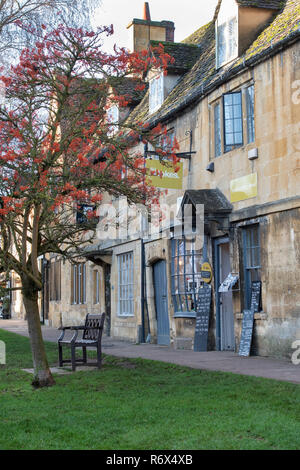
143,2,151,21
127,2,175,52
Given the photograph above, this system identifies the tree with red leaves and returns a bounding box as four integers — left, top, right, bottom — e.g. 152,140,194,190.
0,24,176,387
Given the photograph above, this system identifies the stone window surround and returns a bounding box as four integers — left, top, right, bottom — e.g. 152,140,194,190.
209,78,255,159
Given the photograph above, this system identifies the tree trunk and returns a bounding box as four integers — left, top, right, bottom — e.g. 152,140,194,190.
22,282,55,388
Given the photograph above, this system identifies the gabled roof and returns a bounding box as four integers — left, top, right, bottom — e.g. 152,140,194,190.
109,76,147,106
180,189,233,215
149,40,202,74
125,0,300,128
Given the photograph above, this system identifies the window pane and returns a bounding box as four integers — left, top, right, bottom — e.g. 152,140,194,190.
171,238,203,314
118,252,134,315
224,92,243,151
214,103,222,157
243,225,261,309
246,85,255,143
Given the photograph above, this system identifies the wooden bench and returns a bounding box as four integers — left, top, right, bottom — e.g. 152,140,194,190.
58,313,105,371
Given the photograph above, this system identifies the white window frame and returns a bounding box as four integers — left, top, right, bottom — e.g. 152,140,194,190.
149,72,164,114
216,16,238,69
107,104,119,137
117,252,134,317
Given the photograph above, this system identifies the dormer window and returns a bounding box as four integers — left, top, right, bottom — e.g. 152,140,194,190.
216,16,238,68
107,105,119,136
149,72,164,114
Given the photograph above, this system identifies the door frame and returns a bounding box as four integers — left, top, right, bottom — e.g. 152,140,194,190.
213,236,231,351
152,259,170,346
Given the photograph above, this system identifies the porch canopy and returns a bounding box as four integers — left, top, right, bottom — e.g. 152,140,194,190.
178,188,233,232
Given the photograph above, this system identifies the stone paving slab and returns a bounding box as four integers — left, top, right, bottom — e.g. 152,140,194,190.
1,319,300,384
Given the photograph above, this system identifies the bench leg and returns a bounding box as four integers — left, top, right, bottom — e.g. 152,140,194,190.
82,346,87,363
71,344,76,371
58,344,63,367
97,344,102,369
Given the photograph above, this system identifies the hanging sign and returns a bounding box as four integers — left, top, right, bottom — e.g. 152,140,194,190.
218,273,239,292
194,284,211,352
200,262,212,284
145,159,183,190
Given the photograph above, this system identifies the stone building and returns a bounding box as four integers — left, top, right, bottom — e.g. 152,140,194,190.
11,0,300,359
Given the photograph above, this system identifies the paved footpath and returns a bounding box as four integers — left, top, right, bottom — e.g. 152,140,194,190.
1,319,300,384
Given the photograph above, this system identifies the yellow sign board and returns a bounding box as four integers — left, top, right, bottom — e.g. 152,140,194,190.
230,173,257,203
146,159,183,190
201,262,212,284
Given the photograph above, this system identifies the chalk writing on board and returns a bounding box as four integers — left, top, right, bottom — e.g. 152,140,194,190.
238,310,254,356
194,284,211,352
250,281,261,312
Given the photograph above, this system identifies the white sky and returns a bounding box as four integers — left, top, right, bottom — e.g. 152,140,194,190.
91,0,219,52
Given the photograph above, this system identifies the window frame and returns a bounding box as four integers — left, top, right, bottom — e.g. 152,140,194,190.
117,251,134,317
49,259,61,302
171,238,202,317
242,224,261,311
246,84,255,144
216,16,238,69
214,102,222,158
223,91,244,153
149,72,164,115
107,104,119,137
71,262,86,305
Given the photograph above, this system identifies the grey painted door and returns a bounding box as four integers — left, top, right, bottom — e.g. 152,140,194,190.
215,240,235,351
153,260,170,346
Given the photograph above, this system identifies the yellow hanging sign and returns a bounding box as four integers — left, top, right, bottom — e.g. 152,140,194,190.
145,159,183,190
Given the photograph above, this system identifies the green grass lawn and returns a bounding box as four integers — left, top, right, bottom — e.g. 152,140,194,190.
0,328,299,450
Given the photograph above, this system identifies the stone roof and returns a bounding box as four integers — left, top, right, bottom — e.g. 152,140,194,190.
149,40,202,74
109,76,147,105
125,0,300,128
180,189,233,215
236,0,284,9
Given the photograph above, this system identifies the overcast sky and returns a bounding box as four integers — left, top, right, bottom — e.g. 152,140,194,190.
91,0,219,51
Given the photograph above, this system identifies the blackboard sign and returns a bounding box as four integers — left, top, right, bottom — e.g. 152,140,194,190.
250,281,261,313
194,284,211,352
238,310,254,356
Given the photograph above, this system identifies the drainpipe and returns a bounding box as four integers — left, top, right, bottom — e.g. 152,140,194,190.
140,238,146,343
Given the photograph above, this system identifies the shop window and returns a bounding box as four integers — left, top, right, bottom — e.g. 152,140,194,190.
242,224,261,310
71,262,86,305
49,259,61,302
171,238,202,315
118,252,134,316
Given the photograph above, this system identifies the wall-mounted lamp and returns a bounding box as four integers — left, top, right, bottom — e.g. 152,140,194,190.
206,162,215,173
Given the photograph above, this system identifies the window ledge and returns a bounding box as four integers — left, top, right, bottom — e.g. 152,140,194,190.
174,312,197,319
236,312,268,320
117,314,135,318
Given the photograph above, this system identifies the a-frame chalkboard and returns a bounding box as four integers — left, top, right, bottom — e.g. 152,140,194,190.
238,281,261,356
194,284,211,352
